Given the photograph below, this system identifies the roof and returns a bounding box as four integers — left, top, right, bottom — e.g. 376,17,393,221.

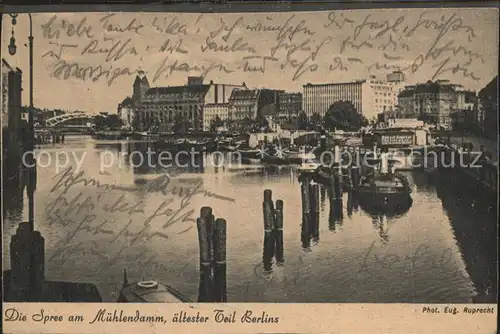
398,89,414,98
303,80,366,87
479,76,498,97
2,58,14,71
121,97,134,107
398,81,455,97
118,282,190,302
229,89,259,100
414,81,454,94
144,85,211,98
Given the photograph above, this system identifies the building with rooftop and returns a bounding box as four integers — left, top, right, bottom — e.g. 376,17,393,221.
128,74,245,131
397,80,476,128
227,88,282,121
302,72,404,120
477,76,498,134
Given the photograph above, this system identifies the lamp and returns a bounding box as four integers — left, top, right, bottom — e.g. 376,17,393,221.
8,29,17,55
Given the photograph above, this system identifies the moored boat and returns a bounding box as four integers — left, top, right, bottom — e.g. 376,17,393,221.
357,153,412,215
117,271,190,303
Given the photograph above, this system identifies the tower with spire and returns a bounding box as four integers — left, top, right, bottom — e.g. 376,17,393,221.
133,70,149,103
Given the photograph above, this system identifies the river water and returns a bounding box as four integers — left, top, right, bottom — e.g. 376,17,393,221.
2,136,497,303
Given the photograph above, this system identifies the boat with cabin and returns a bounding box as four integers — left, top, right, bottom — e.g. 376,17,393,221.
357,152,413,215
117,270,190,303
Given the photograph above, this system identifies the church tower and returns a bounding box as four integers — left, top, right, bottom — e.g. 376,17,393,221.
132,70,150,102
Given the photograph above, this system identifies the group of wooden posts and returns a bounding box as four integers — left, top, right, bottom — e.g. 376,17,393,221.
194,165,362,301
300,164,361,238
196,207,227,302
262,189,285,271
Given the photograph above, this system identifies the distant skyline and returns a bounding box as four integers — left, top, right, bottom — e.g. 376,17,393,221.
1,8,498,113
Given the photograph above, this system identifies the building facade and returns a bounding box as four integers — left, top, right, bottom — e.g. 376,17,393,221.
278,92,302,120
202,103,229,131
227,89,259,121
117,97,135,128
227,88,282,121
133,75,245,131
1,59,13,129
397,80,475,127
302,72,403,120
477,76,498,134
7,67,23,137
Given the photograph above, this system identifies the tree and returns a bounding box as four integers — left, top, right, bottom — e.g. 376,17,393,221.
210,115,224,132
297,111,308,130
324,101,368,131
310,112,322,125
94,115,108,129
106,114,123,129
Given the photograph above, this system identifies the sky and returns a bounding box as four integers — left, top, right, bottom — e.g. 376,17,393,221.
1,8,498,113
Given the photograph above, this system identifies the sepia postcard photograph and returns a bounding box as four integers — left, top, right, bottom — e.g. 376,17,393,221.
1,2,498,333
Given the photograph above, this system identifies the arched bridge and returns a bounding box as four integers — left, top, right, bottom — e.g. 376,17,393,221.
45,112,95,127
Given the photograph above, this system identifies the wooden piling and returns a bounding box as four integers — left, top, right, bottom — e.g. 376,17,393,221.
328,168,342,201
350,166,360,190
274,200,284,264
197,207,213,302
263,189,275,265
310,183,320,242
213,218,227,302
207,212,215,266
320,185,326,206
300,176,311,248
328,167,344,227
347,190,353,217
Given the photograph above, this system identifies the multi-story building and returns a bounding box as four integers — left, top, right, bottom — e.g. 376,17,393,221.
6,66,23,137
227,88,282,121
302,72,403,120
117,97,135,128
133,75,245,131
1,59,13,129
387,71,406,107
397,80,472,127
227,89,259,121
477,76,498,134
202,103,229,131
277,92,302,121
1,58,23,181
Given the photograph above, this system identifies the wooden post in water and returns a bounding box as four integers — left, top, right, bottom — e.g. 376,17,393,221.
328,165,344,226
263,189,275,269
207,212,215,270
274,200,284,264
213,218,227,302
300,175,311,248
310,183,320,242
350,165,360,190
197,207,213,302
320,185,326,207
347,190,353,217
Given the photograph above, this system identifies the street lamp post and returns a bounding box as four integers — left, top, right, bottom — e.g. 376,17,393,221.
8,13,35,232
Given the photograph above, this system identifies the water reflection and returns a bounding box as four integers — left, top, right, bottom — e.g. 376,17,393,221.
2,137,497,303
434,170,497,302
2,181,24,223
328,200,343,232
371,215,390,245
346,190,359,217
